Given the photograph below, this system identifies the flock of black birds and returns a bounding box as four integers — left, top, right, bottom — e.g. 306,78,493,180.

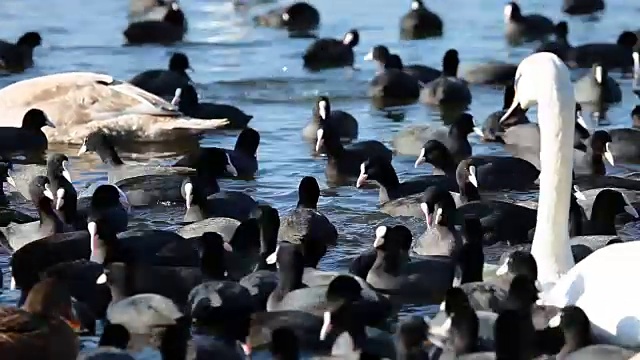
0,0,640,359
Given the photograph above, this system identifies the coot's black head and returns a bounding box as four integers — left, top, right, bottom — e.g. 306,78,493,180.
274,241,305,274
28,175,50,204
326,275,362,303
99,323,130,349
555,21,568,38
357,156,397,188
588,130,612,158
384,54,404,70
574,103,590,140
371,225,403,254
17,31,42,48
455,159,476,188
79,131,113,154
341,29,359,48
415,139,455,170
498,250,538,281
163,2,186,27
443,287,471,316
555,305,593,347
592,188,638,219
451,113,475,136
46,153,70,176
631,105,640,128
397,316,428,350
410,0,425,10
235,127,260,157
22,109,55,130
392,225,413,251
365,45,391,63
442,49,460,77
297,176,320,209
90,184,123,210
0,159,12,182
314,96,331,120
616,31,638,48
169,52,191,73
507,274,539,307
504,2,522,20
420,185,457,227
198,232,231,269
449,305,479,355
270,327,300,359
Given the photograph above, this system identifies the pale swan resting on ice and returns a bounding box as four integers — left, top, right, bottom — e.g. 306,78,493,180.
501,52,640,348
0,72,228,144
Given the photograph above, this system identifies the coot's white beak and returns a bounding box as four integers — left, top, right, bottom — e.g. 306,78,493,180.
225,153,238,177
171,88,182,106
77,143,87,156
621,192,639,218
319,311,332,340
55,187,65,210
603,142,615,166
184,182,193,209
420,202,431,229
315,129,325,153
468,165,478,188
495,260,509,276
266,245,279,265
62,160,72,183
364,50,374,61
44,114,56,128
414,148,426,168
96,272,107,285
356,163,368,188
573,185,587,201
6,175,16,188
373,226,387,248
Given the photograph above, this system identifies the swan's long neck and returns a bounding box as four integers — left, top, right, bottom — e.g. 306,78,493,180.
531,72,576,287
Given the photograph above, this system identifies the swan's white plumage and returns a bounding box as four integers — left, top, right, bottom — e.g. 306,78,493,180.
0,72,228,143
511,53,640,348
508,52,576,287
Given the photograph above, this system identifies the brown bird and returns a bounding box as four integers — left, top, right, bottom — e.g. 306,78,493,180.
0,278,81,360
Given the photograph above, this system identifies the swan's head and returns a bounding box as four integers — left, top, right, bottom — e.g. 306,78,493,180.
501,52,574,124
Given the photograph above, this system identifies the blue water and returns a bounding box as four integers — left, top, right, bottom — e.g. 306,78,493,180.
1,0,639,357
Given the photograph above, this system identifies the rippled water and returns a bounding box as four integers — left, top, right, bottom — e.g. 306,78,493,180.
1,0,640,356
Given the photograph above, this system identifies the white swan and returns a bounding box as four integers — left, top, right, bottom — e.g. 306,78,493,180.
0,72,228,144
502,52,640,348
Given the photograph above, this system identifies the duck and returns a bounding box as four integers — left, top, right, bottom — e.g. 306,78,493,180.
123,2,187,45
392,112,475,158
415,140,540,191
277,177,338,265
0,72,228,144
180,176,258,222
502,51,640,347
0,31,42,73
364,45,441,84
453,158,538,245
573,130,615,176
421,49,472,109
461,61,517,86
606,106,640,163
547,305,635,359
77,130,197,205
562,0,605,15
366,224,459,305
0,108,55,155
316,119,392,185
173,84,253,129
483,99,590,157
411,186,464,258
128,52,192,100
175,128,259,178
302,96,358,144
0,278,81,360
188,273,254,359
479,83,530,143
535,21,572,61
356,156,458,205
399,0,443,39
368,54,421,108
574,63,622,121
253,2,320,33
302,29,359,71
566,31,638,71
503,2,555,45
